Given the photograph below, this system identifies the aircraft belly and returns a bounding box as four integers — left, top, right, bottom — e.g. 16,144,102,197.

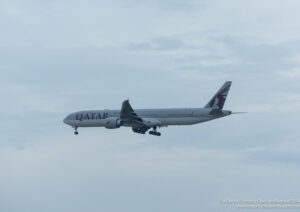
157,117,212,126
67,120,106,127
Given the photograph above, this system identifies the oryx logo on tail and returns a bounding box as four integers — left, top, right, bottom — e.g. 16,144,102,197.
205,81,232,109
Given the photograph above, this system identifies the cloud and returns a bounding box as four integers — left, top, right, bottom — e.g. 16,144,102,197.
1,132,300,212
130,36,185,51
278,68,300,78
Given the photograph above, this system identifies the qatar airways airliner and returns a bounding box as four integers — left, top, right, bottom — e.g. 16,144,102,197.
64,81,241,136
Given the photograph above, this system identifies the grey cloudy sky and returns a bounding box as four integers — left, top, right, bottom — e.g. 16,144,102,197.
1,0,300,211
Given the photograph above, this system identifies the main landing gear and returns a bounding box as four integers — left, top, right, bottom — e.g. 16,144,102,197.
149,131,161,136
149,126,161,136
74,126,79,135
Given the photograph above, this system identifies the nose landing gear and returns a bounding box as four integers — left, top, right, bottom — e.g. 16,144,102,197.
73,127,79,135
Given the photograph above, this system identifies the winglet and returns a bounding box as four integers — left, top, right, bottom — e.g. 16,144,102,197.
205,81,232,109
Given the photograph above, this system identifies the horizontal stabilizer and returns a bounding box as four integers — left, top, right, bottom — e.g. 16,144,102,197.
209,108,223,115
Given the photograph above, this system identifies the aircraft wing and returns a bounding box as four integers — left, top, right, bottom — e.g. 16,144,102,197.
120,100,161,134
120,100,144,124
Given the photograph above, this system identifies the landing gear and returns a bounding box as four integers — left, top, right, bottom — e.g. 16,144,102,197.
132,125,161,136
73,127,79,135
132,125,149,134
149,126,161,136
149,131,161,136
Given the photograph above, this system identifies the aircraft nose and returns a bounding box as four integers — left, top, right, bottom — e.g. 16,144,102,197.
63,116,70,125
64,114,75,126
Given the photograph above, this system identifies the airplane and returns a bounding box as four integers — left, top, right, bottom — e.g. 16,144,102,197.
63,81,239,136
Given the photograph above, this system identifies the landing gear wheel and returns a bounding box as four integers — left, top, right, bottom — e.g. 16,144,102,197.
74,131,79,135
149,131,161,136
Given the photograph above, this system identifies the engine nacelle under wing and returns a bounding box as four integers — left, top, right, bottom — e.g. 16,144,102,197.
105,117,122,129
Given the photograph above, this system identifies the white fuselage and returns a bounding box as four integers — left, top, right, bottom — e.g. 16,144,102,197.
63,108,231,128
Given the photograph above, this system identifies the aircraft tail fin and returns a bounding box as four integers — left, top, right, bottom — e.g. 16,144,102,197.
205,81,232,109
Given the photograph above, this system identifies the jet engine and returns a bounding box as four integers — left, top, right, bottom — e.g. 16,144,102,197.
104,118,122,129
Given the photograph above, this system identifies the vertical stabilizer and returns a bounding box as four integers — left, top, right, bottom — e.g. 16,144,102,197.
205,81,232,109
